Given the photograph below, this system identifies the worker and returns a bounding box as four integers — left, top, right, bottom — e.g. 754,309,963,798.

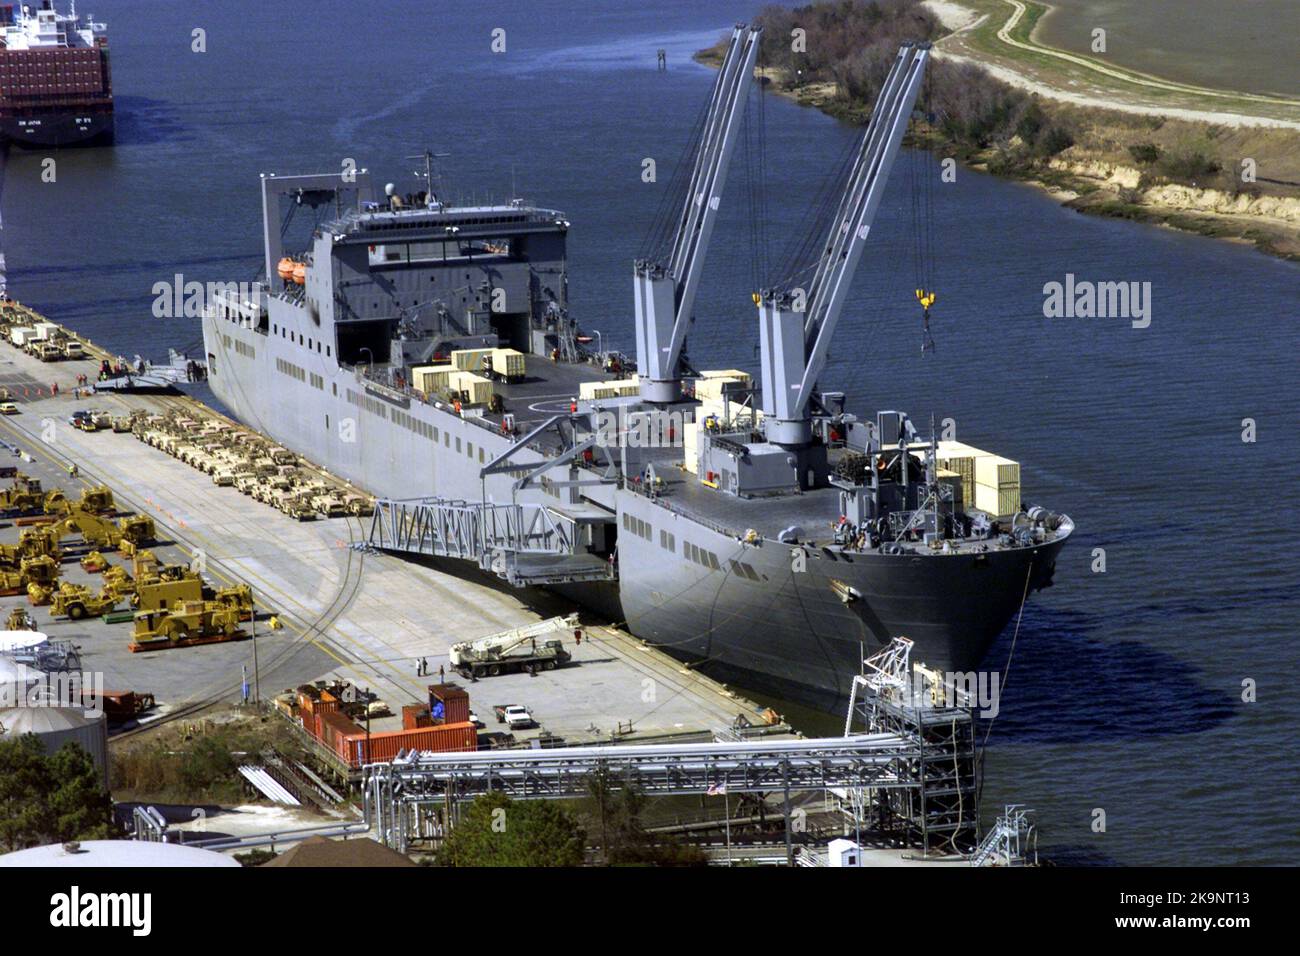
569,397,577,414
67,463,78,478
574,628,582,646
438,663,445,683
51,382,58,397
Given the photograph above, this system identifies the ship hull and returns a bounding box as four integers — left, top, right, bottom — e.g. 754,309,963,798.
203,312,1067,712
0,109,113,147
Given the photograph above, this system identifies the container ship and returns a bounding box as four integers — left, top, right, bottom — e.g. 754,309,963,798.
200,36,1072,711
0,0,112,147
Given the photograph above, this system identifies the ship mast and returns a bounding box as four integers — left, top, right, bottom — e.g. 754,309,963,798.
633,23,761,404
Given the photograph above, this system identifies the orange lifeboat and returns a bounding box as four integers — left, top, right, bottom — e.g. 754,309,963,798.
277,257,296,282
292,262,307,285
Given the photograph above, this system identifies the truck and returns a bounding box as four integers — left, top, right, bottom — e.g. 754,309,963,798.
495,704,536,729
448,613,579,678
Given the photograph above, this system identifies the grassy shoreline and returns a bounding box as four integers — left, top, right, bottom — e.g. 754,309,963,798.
694,2,1300,262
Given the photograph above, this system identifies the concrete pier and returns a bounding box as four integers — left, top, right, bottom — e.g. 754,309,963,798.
0,322,784,745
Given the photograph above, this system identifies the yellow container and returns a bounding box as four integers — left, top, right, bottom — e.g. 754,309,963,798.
412,364,454,394
451,348,494,372
974,482,1022,518
490,348,526,380
449,371,494,406
975,454,1020,488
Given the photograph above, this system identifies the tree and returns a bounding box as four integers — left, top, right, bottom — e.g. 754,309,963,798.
582,770,706,866
0,735,114,851
436,792,585,867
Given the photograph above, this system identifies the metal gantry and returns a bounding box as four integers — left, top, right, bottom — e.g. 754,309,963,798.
363,734,916,852
360,636,985,860
842,637,979,855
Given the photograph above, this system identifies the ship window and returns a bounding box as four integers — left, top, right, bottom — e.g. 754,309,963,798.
332,383,337,396
456,437,461,453
467,442,474,458
478,448,485,463
445,433,450,447
327,346,331,357
433,427,439,441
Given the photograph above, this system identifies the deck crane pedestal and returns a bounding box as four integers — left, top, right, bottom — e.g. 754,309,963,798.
633,23,761,405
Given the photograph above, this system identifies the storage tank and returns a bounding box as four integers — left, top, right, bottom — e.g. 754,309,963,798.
0,840,239,868
0,706,109,786
0,629,50,657
0,657,44,708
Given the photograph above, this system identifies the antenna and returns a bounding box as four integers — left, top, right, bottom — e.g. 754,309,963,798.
405,149,450,206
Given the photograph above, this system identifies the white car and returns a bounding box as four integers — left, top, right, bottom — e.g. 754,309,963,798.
502,705,535,730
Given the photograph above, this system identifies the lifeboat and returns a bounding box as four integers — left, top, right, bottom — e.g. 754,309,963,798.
291,262,307,285
276,257,296,282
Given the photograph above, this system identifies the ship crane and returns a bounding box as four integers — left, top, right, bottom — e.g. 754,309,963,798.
634,23,762,404
757,43,930,450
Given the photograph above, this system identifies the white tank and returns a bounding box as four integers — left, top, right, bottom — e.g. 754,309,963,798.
0,706,109,785
0,658,45,708
0,840,239,867
0,630,49,654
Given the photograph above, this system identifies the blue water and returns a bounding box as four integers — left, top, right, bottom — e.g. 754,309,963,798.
3,0,1298,865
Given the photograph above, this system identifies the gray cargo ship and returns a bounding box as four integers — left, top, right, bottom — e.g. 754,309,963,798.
201,35,1071,710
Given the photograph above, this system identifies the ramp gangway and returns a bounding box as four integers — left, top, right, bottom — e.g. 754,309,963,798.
366,496,615,586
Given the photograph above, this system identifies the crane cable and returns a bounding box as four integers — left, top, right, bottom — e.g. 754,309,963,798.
909,73,938,355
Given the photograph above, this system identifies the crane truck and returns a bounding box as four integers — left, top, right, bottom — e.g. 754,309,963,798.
449,613,579,678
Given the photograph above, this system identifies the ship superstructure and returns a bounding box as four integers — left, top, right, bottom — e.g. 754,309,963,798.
202,32,1071,710
0,0,112,146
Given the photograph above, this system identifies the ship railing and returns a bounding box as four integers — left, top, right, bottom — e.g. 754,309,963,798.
617,473,749,541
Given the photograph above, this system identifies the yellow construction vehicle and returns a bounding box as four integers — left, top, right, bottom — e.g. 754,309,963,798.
49,507,122,550
211,583,254,620
5,607,35,630
26,581,54,606
0,474,45,514
18,527,61,562
79,486,116,514
51,583,119,620
130,600,243,651
118,514,155,549
132,570,202,612
80,550,110,573
20,554,59,588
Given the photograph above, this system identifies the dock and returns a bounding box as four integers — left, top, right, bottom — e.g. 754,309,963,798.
0,312,786,750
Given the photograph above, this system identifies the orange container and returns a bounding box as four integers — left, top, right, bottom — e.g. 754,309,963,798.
337,721,477,767
427,683,470,725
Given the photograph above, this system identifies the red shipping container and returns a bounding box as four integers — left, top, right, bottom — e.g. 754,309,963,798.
427,683,470,725
338,721,477,768
402,703,432,730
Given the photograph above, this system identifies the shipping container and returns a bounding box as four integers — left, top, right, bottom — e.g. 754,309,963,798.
974,454,1020,489
401,703,433,730
488,348,526,381
974,482,1022,518
693,369,752,403
336,721,477,767
449,371,493,406
451,348,494,372
411,363,454,395
427,682,470,725
318,709,364,750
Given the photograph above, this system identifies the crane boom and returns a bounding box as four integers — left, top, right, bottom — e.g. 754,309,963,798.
758,43,929,447
634,23,761,404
